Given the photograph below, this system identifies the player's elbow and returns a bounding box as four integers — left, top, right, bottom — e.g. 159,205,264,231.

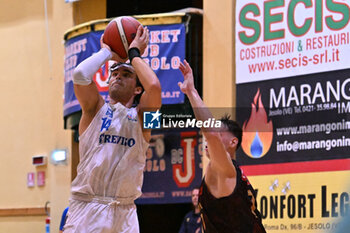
147,80,161,93
149,82,162,105
73,66,83,80
73,67,91,85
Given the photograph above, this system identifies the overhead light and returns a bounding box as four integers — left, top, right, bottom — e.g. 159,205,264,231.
51,149,68,165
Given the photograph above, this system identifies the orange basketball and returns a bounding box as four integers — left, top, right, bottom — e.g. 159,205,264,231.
103,16,141,59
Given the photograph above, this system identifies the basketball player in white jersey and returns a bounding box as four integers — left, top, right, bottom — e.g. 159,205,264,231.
64,25,161,232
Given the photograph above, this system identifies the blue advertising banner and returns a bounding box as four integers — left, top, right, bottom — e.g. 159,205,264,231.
136,129,203,204
64,23,186,117
143,24,186,105
64,31,104,116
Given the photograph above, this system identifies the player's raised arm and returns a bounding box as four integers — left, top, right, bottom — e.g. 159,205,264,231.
178,60,236,178
73,35,125,135
130,26,162,110
128,26,162,141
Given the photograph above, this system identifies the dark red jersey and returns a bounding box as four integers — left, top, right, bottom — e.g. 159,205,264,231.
199,160,266,233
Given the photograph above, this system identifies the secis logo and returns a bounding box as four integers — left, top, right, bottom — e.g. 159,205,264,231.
143,110,161,129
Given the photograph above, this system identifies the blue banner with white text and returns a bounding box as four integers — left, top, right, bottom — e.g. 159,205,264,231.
64,23,186,117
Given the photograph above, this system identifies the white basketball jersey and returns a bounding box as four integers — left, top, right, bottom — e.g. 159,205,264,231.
72,102,149,199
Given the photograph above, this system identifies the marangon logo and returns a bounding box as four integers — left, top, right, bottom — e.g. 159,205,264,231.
242,89,273,159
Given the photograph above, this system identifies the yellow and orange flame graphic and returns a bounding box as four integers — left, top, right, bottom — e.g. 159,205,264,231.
242,89,273,158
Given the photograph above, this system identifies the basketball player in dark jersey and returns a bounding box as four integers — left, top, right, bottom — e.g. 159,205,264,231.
178,60,266,233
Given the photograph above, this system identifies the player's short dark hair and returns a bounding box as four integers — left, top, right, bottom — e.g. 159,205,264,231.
109,62,144,106
133,76,144,106
220,114,242,149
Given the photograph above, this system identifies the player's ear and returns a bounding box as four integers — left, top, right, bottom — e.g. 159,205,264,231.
134,86,142,95
229,137,238,149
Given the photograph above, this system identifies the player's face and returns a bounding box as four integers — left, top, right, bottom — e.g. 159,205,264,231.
108,66,138,101
192,189,199,206
109,66,137,89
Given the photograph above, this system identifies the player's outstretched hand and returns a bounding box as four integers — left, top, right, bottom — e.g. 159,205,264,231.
100,34,127,62
178,60,195,95
129,25,149,56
